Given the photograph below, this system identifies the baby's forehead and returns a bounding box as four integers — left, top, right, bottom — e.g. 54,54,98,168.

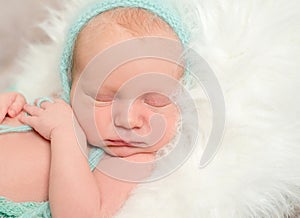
72,8,181,70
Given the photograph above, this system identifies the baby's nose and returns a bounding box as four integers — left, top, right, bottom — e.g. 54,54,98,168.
113,100,144,130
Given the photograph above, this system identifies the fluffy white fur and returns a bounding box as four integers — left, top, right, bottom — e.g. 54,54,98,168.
7,0,300,217
0,0,60,90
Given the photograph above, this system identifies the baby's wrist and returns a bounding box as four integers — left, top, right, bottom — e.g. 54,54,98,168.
50,123,75,140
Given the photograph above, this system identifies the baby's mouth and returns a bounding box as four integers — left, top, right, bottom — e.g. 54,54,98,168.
105,139,147,148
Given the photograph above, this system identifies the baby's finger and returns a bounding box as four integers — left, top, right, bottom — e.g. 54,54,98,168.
23,104,43,116
19,113,38,127
38,101,53,110
8,95,26,117
34,97,54,108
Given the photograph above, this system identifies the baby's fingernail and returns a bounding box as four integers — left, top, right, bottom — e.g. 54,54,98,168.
18,113,25,122
9,109,15,116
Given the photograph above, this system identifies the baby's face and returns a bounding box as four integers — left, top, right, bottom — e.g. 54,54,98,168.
71,26,182,158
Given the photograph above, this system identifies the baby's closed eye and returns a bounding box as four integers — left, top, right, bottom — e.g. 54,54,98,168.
94,94,114,107
142,93,172,108
94,92,172,108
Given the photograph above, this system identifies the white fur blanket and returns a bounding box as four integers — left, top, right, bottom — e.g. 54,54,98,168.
0,0,60,90
4,0,300,217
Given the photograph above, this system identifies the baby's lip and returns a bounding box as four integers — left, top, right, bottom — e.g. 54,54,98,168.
105,139,147,148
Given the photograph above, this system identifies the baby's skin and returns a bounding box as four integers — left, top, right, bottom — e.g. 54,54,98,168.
0,36,181,218
0,92,144,217
0,8,183,217
0,99,51,202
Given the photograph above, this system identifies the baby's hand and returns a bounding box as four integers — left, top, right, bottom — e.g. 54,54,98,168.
0,92,26,123
20,99,74,140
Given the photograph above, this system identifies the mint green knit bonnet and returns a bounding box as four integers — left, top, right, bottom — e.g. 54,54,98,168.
59,0,190,103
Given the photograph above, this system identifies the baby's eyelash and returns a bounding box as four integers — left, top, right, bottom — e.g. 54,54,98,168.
94,101,113,107
94,95,114,107
93,93,173,108
96,95,114,102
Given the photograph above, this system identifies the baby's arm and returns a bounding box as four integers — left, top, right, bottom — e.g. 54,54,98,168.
20,99,102,218
0,92,26,123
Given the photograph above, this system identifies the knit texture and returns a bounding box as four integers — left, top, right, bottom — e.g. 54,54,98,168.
0,125,32,134
0,199,50,218
59,0,190,102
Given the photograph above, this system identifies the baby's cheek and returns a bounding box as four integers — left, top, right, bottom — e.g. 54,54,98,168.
153,107,179,151
167,105,180,128
165,112,179,140
94,106,112,140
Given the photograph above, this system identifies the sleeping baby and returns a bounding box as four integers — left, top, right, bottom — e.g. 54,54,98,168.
0,1,193,217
